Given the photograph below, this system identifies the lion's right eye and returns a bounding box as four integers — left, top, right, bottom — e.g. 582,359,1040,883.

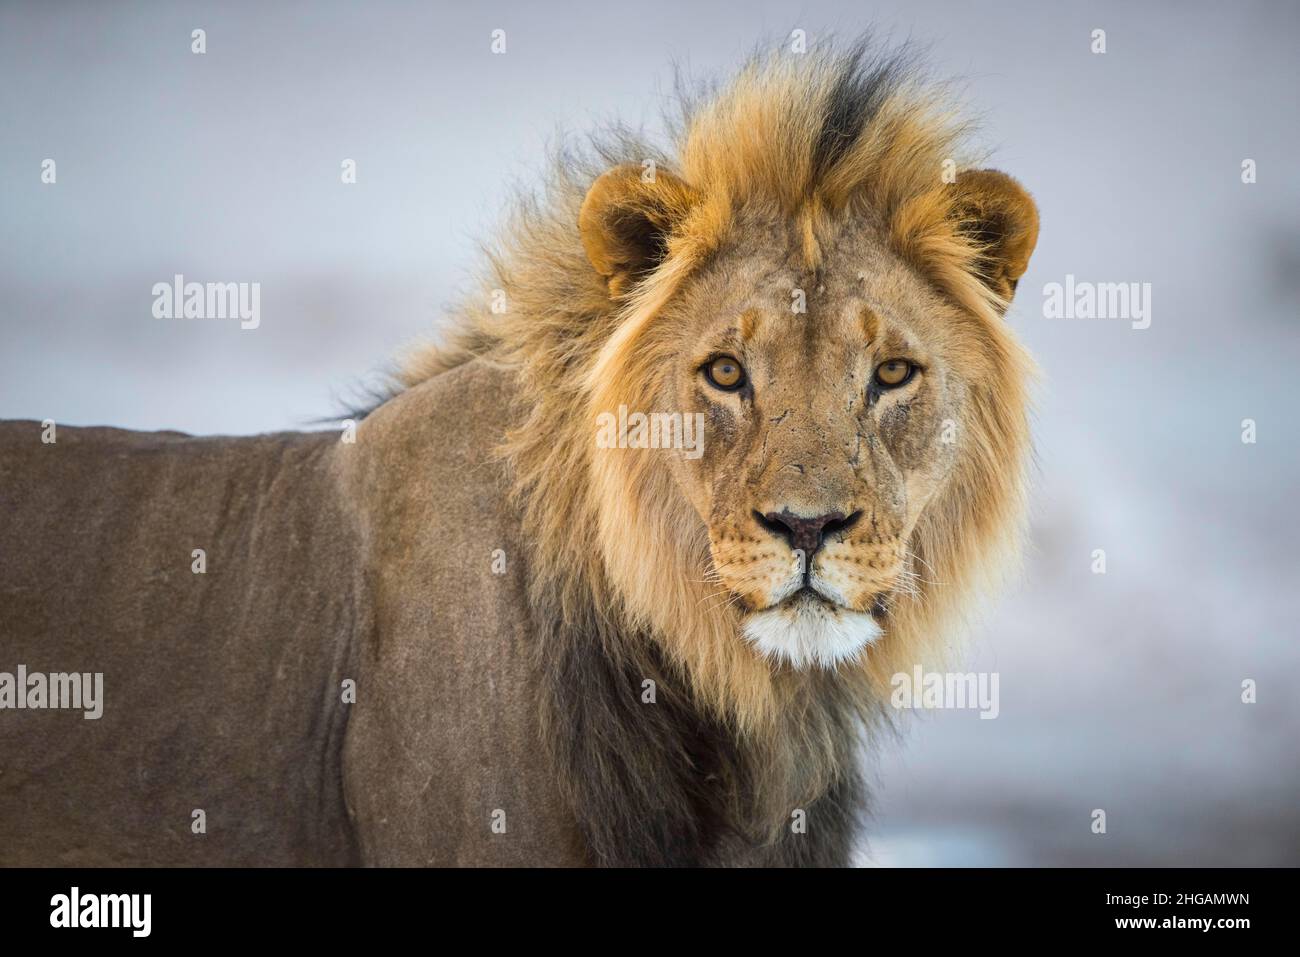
873,359,916,389
704,355,746,391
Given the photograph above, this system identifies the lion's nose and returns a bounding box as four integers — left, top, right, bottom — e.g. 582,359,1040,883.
754,509,862,559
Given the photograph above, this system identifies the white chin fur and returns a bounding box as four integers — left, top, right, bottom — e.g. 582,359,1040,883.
741,600,882,670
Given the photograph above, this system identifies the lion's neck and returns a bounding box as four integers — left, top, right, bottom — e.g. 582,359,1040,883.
527,556,873,865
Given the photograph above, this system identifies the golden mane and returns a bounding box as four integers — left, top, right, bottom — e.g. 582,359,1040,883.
398,41,1034,756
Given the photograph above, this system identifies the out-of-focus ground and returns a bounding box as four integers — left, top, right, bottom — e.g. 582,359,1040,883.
3,1,1297,864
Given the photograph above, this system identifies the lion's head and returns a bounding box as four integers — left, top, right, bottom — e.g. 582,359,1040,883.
403,43,1037,733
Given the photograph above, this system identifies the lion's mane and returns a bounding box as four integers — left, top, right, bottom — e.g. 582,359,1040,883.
396,40,1033,864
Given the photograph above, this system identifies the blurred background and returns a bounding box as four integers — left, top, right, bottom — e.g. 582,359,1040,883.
2,1,1296,864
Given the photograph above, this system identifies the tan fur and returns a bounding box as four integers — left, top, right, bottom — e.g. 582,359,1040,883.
396,45,1038,789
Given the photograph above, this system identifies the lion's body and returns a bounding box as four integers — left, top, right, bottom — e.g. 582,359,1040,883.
0,361,584,866
0,43,1037,867
0,360,853,865
0,419,363,864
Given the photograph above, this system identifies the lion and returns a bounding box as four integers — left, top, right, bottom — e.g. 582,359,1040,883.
0,41,1037,867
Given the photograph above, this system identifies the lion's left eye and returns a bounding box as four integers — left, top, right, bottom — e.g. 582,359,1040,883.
873,360,916,389
704,355,746,391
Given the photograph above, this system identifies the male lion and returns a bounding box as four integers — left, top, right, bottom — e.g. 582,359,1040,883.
0,43,1037,866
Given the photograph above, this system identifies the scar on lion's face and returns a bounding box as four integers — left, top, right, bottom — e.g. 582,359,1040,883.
658,215,974,667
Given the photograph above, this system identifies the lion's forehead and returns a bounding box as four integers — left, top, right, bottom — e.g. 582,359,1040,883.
684,228,940,355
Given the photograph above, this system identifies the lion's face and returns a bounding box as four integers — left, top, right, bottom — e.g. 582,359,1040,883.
579,148,1036,693
658,213,970,668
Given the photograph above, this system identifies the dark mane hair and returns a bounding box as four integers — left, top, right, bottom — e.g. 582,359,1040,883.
383,36,1032,864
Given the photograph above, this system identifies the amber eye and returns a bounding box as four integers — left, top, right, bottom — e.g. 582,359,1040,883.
704,355,746,391
873,359,916,389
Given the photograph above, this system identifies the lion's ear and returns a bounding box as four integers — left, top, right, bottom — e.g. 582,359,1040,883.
950,169,1039,308
579,163,697,295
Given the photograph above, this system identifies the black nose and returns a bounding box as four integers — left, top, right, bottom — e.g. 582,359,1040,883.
754,509,862,560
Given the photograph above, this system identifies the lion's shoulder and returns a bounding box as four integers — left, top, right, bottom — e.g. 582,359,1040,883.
342,357,583,864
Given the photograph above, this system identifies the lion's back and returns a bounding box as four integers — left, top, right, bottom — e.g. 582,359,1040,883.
0,420,362,865
0,359,585,866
